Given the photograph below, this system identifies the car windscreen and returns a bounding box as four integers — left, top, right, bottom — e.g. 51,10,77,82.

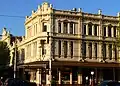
107,82,120,86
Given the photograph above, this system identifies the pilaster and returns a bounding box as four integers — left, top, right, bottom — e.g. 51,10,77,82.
68,41,71,58
98,42,102,60
86,42,89,58
111,26,114,37
61,21,64,33
68,22,70,34
86,24,88,35
73,23,75,34
106,26,108,37
106,44,109,59
112,45,114,60
61,40,64,58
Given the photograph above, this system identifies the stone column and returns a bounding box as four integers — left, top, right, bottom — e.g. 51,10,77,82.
68,41,71,58
54,20,57,33
92,25,94,36
92,42,95,59
106,26,108,37
36,69,41,85
68,22,70,34
112,45,114,60
61,22,64,33
55,41,58,58
97,25,98,36
58,70,61,84
86,24,88,35
70,71,72,84
37,41,40,58
61,40,64,58
46,69,50,85
99,20,102,40
98,42,102,60
106,44,109,59
73,23,75,34
111,27,114,37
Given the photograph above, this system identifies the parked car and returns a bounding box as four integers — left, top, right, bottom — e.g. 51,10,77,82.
4,78,37,86
98,80,120,86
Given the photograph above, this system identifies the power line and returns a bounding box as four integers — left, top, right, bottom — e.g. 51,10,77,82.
0,14,25,18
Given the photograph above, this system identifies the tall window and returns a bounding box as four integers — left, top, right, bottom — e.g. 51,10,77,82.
84,24,86,35
88,43,92,59
58,40,61,58
102,43,106,60
41,40,46,55
88,23,92,35
94,43,97,59
114,46,117,60
27,44,31,57
27,28,32,38
43,23,47,32
63,22,68,33
82,42,86,59
103,26,106,37
58,22,61,33
35,24,37,35
21,49,25,61
64,41,67,58
70,22,73,34
109,44,112,60
108,25,112,37
114,26,116,37
34,24,37,35
33,42,37,57
94,25,97,36
70,41,73,58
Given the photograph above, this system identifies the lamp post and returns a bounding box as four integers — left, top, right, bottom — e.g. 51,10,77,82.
13,37,17,78
85,76,88,86
91,71,94,86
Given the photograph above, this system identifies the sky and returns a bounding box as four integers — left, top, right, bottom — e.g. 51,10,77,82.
0,0,120,36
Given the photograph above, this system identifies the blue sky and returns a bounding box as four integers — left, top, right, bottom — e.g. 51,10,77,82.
0,0,120,36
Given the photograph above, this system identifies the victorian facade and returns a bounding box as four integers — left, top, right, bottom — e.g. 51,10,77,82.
1,2,120,85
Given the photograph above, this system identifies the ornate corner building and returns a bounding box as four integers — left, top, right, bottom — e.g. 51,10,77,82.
1,2,120,85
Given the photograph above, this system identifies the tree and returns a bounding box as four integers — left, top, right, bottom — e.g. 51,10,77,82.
0,41,10,68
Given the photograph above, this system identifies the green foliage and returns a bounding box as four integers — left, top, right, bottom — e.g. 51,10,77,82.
0,41,10,66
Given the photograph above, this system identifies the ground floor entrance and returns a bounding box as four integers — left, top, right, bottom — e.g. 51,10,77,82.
18,61,120,85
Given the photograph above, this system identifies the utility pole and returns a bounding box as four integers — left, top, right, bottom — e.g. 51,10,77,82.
14,37,17,78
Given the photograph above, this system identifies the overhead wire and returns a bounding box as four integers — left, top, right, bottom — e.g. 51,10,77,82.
0,14,25,18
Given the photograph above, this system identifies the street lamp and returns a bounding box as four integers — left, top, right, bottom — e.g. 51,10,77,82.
91,71,94,86
85,76,88,86
13,37,17,78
